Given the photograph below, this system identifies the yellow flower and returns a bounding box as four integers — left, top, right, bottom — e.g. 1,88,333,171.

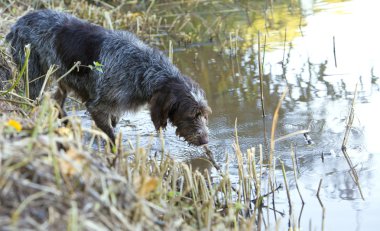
7,119,22,132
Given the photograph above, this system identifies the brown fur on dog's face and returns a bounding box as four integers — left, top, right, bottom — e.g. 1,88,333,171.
150,84,212,146
171,102,212,146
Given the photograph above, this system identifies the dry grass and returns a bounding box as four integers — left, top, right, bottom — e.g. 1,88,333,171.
0,95,274,230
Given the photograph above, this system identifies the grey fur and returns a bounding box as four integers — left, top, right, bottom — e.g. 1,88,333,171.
6,9,211,146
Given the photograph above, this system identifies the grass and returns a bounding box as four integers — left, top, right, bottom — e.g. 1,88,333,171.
0,94,285,230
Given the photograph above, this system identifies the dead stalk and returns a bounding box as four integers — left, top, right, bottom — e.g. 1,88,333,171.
333,36,337,68
290,145,304,204
341,83,364,200
316,178,323,208
282,28,287,65
280,160,292,212
257,31,266,117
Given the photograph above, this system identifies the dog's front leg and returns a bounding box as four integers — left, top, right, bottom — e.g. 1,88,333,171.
88,109,115,144
111,114,120,128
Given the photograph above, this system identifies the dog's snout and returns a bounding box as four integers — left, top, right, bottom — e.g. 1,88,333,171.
197,129,209,145
198,136,209,145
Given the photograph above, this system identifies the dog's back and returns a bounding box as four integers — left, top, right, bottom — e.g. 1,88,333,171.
6,10,108,100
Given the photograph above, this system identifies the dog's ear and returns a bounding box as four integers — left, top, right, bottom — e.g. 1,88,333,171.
150,90,175,130
203,106,212,115
198,105,212,120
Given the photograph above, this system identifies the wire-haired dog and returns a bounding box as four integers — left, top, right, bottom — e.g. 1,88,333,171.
6,9,211,146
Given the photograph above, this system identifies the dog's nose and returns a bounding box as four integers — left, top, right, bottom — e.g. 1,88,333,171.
198,135,208,145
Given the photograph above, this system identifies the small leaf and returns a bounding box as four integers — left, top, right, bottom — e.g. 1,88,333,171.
96,67,103,73
93,61,103,67
92,61,103,73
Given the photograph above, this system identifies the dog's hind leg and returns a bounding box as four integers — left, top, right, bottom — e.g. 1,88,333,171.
27,51,46,100
52,82,68,120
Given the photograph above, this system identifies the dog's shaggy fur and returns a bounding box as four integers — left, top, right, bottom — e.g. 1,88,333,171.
6,9,211,146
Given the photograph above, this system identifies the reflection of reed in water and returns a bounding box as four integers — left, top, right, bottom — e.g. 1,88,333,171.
186,157,214,174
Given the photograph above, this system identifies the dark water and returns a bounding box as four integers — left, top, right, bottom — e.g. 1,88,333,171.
73,0,380,230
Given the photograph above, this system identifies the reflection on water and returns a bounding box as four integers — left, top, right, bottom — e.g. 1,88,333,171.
73,0,380,230
167,0,380,230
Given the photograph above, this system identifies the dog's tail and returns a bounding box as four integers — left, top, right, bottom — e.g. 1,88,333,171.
5,30,14,43
5,27,45,100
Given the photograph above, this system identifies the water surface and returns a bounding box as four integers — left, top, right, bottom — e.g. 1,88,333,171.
73,0,380,229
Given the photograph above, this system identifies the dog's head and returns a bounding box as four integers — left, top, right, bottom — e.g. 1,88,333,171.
150,79,211,146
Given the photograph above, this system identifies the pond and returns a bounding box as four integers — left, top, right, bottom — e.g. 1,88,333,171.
71,0,380,230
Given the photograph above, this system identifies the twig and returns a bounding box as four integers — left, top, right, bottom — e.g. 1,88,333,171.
104,12,114,30
280,160,292,212
298,13,304,37
341,83,364,200
0,98,34,107
229,32,233,57
316,178,326,231
262,34,267,72
168,40,173,63
290,145,304,204
274,129,310,143
235,29,238,57
146,0,156,16
316,178,323,208
257,31,266,117
203,145,240,194
260,204,285,217
282,28,287,65
251,184,282,203
297,203,304,230
24,45,30,99
56,61,81,83
203,146,220,171
268,88,288,221
333,36,337,68
269,88,288,171
37,65,59,100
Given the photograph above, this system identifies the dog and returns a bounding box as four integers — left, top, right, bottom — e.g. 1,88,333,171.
6,9,211,146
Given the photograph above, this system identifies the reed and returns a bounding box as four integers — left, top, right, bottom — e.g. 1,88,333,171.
341,83,364,199
282,28,287,65
257,31,266,117
168,40,173,63
333,36,337,67
290,145,304,204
